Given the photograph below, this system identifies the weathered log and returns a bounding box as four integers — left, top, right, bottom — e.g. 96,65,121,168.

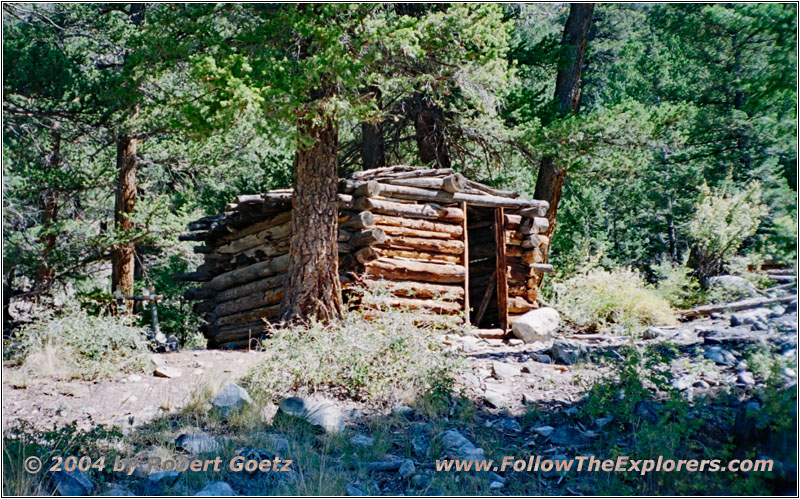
504,214,522,229
353,180,383,197
374,247,461,263
340,211,374,230
338,242,354,254
349,165,425,180
464,328,508,339
338,193,353,209
371,214,462,236
193,300,215,314
508,296,537,314
371,183,547,210
365,257,466,283
522,234,548,249
215,274,286,303
376,224,452,240
209,253,289,291
203,319,266,339
518,204,549,218
207,320,269,343
184,286,217,301
369,296,462,315
383,173,467,193
338,228,354,242
193,245,216,254
362,278,465,300
178,232,208,242
215,220,291,255
216,211,292,245
215,288,284,317
382,236,464,255
350,228,387,247
354,197,464,222
173,270,212,282
531,263,554,274
521,248,544,264
216,304,281,327
465,179,520,198
355,246,380,264
678,294,798,318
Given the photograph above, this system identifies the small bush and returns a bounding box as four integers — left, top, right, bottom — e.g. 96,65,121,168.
553,267,675,333
688,181,767,285
7,307,151,380
246,289,461,406
653,261,702,309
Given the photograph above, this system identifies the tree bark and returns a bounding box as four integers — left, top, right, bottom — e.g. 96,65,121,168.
279,114,343,322
112,134,137,312
36,124,61,285
534,3,594,239
414,94,451,168
361,86,385,170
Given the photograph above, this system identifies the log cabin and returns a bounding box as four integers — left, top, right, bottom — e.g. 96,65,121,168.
177,166,553,348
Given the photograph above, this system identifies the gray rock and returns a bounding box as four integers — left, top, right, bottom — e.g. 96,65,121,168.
595,415,613,428
521,392,537,405
484,390,508,409
278,396,344,433
737,372,756,386
693,379,710,389
195,481,236,496
642,327,665,340
492,361,521,379
410,474,431,490
492,418,522,432
708,275,758,300
142,471,181,495
730,308,771,330
511,307,561,343
351,434,374,449
153,366,182,378
783,367,796,378
489,481,504,490
50,469,94,496
175,433,219,454
549,339,588,365
549,425,586,446
435,430,485,460
346,484,366,496
399,459,415,478
211,383,253,415
264,433,290,454
533,354,552,364
366,460,404,472
392,405,415,418
411,435,430,458
533,425,555,437
672,375,695,391
704,346,737,366
770,306,786,318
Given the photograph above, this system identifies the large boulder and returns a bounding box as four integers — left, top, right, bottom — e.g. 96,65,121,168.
211,383,253,415
278,396,345,433
434,430,485,460
195,481,236,496
49,469,94,496
511,307,561,344
549,338,588,365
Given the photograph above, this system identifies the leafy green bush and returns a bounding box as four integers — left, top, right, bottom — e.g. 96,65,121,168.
246,290,461,406
553,267,675,333
653,260,702,309
7,307,151,380
688,181,767,285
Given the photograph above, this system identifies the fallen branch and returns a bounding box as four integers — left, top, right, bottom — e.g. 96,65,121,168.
678,294,797,318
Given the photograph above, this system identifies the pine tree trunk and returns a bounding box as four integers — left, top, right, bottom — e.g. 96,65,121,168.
280,115,343,322
414,94,451,168
36,125,61,285
112,135,137,313
534,3,594,239
361,86,385,170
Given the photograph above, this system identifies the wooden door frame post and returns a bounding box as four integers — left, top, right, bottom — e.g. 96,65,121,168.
494,207,508,332
461,201,470,326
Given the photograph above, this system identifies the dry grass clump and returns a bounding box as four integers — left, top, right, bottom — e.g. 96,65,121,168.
553,267,676,333
246,286,461,407
6,307,151,381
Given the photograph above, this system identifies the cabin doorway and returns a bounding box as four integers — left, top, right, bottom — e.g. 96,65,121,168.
466,206,503,328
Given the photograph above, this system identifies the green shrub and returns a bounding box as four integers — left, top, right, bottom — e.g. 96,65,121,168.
653,260,702,309
246,289,461,406
7,307,151,380
688,181,767,285
553,267,675,333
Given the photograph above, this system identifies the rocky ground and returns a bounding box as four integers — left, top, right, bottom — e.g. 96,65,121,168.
3,295,797,496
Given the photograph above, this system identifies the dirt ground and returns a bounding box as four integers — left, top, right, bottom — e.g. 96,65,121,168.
2,349,264,432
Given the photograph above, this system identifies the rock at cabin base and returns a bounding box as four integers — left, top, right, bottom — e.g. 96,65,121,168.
511,307,561,343
211,383,253,415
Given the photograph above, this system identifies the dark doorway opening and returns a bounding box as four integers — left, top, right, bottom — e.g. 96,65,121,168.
467,206,500,328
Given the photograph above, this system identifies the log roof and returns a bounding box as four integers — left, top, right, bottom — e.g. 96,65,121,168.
181,166,548,244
